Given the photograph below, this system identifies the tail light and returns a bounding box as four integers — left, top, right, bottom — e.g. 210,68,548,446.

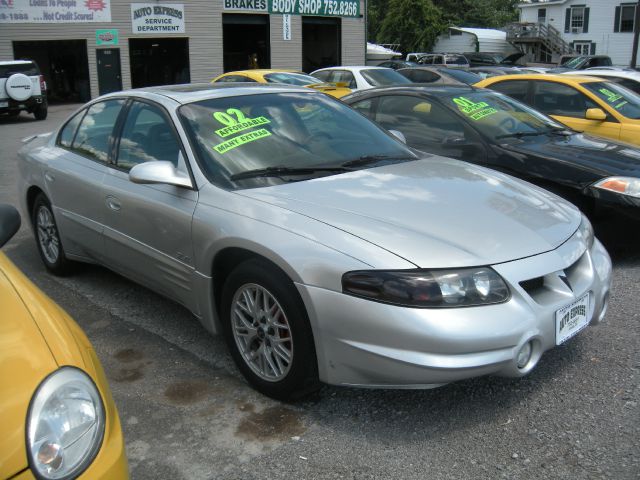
39,75,47,92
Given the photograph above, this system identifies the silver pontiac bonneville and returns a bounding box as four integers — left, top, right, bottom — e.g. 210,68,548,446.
18,84,612,400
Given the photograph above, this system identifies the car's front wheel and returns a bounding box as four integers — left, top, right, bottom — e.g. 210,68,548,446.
32,193,73,275
221,259,319,400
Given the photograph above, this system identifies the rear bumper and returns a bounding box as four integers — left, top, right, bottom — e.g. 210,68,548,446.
299,233,612,388
0,95,46,114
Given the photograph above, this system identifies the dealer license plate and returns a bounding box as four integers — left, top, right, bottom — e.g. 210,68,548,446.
0,101,8,108
555,292,591,345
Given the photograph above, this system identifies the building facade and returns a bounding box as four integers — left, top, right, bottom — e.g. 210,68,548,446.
0,0,365,102
516,0,637,65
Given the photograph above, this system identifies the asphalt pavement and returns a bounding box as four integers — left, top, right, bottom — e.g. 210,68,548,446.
1,105,638,480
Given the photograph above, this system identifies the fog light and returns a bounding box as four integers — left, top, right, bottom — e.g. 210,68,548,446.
517,342,533,369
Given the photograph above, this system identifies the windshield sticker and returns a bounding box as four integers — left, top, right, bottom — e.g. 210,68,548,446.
598,88,623,104
213,109,271,138
453,96,498,121
213,128,272,154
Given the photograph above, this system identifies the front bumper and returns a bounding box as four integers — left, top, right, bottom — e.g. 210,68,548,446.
298,232,612,388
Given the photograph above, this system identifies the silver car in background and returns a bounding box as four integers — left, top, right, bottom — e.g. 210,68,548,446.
18,84,612,400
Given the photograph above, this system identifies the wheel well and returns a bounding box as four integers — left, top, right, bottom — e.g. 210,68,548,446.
26,186,45,219
212,248,280,316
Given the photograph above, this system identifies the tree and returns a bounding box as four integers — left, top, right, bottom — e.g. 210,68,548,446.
377,0,444,52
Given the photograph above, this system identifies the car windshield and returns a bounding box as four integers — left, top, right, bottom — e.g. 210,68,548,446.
443,90,566,140
178,92,417,189
360,69,412,86
563,56,587,69
438,68,482,84
581,81,640,119
263,72,322,86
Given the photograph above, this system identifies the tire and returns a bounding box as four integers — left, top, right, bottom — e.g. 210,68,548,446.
8,110,19,117
32,193,73,275
34,104,48,120
221,258,320,400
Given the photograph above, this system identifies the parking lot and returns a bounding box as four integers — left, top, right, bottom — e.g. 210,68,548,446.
1,104,639,479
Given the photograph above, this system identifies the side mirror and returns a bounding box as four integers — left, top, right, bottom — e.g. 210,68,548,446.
585,108,607,121
0,204,21,248
129,161,192,189
388,129,407,144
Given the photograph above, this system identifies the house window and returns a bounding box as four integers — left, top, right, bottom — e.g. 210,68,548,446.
571,7,585,31
620,4,636,32
573,41,591,55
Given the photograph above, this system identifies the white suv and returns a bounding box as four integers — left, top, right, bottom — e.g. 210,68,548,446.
1,60,47,120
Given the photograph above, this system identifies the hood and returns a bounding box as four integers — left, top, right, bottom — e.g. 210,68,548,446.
0,256,57,479
500,52,525,65
239,157,580,268
500,133,640,186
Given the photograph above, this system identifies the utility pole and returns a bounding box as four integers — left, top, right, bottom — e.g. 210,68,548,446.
631,0,640,68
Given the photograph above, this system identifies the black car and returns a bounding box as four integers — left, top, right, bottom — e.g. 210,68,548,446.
343,85,640,219
464,52,525,68
376,60,419,70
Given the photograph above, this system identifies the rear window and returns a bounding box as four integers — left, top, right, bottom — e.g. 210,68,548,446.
438,68,482,85
0,62,39,77
360,69,412,86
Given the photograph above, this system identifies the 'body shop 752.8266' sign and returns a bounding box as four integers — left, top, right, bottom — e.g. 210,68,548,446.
131,3,185,34
269,0,359,17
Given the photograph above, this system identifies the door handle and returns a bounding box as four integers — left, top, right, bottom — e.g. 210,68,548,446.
44,172,54,182
106,195,121,211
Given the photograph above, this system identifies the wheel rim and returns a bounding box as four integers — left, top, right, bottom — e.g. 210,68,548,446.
231,283,294,382
36,206,60,264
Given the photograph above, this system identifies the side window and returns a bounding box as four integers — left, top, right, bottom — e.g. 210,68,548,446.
433,55,444,65
490,80,530,103
532,81,598,118
312,70,331,82
216,75,252,83
374,95,467,151
350,99,373,117
117,101,183,171
72,99,125,162
333,71,356,89
58,109,86,147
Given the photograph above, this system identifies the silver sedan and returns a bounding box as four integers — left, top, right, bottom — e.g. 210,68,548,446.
18,84,612,400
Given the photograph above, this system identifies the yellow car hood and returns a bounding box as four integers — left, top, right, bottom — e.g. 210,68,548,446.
0,255,58,479
0,252,105,479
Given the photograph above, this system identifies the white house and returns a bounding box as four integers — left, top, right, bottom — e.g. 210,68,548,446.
433,27,518,55
514,0,637,66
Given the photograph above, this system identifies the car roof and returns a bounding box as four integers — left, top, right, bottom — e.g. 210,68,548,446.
479,73,604,84
224,69,299,75
101,83,314,105
570,69,640,80
0,60,35,66
343,84,477,102
314,66,391,73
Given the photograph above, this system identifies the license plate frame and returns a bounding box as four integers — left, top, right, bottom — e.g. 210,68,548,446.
555,292,591,345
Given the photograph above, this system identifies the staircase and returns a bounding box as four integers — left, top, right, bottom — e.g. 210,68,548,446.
506,22,574,62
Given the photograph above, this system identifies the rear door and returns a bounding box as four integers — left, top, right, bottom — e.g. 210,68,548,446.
46,99,125,262
102,98,199,311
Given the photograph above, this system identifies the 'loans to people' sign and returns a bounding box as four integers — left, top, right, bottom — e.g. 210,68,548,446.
131,3,185,34
0,0,111,23
269,0,359,17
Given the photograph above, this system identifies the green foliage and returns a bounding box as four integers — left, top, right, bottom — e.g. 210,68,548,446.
368,0,519,47
377,0,444,51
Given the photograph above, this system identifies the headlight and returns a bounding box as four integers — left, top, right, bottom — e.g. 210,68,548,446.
27,367,105,480
593,176,640,198
342,267,510,308
577,214,594,250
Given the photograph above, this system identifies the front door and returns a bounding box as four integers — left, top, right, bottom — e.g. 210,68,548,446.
97,48,122,95
102,99,198,312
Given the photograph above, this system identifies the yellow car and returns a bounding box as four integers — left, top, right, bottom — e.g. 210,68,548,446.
0,204,128,480
212,69,352,98
475,74,640,146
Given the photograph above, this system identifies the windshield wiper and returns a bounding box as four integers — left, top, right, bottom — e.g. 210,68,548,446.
341,154,414,169
229,166,350,181
495,127,571,140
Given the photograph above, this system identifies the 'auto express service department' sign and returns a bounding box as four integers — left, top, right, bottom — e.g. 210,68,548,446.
0,0,111,23
131,3,184,34
269,0,359,17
